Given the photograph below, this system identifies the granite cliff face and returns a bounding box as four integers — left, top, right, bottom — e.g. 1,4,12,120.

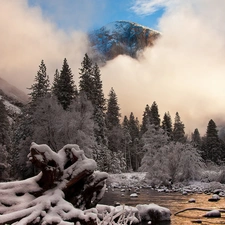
89,21,160,62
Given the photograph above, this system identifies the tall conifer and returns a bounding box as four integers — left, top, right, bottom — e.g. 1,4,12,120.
54,58,77,110
140,104,151,135
191,128,201,148
162,112,173,138
173,112,186,143
203,119,223,164
79,53,93,100
28,60,50,103
105,88,120,130
79,54,106,144
150,101,160,128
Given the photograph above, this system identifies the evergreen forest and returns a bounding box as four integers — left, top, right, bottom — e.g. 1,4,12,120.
1,54,225,186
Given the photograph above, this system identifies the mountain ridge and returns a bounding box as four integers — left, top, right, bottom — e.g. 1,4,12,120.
88,20,161,62
0,77,28,104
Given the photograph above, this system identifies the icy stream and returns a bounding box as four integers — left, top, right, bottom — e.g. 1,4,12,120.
99,187,225,225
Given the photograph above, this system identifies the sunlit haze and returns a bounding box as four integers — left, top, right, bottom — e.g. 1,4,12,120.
1,0,225,135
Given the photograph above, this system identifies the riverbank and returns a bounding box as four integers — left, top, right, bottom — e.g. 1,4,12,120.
107,172,225,194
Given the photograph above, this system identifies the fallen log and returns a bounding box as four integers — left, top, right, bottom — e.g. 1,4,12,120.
0,142,108,225
174,207,225,216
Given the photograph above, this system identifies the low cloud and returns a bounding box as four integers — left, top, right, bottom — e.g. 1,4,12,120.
0,0,88,91
102,0,225,135
2,0,225,136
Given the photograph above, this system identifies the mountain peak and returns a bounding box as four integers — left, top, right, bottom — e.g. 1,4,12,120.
89,21,161,61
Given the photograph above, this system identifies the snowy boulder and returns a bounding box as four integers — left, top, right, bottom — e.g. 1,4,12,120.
130,193,138,197
219,192,225,197
136,203,171,222
188,198,196,203
114,201,120,206
203,210,221,218
208,194,220,202
213,189,223,194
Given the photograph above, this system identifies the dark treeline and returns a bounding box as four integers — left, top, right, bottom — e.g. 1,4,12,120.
0,54,225,185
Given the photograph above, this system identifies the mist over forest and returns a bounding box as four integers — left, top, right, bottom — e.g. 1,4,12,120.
1,1,225,135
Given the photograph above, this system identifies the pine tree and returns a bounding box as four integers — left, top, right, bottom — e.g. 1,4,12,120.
52,69,60,96
203,119,223,164
105,88,124,167
92,63,106,144
128,113,141,171
128,112,139,142
79,53,93,100
140,104,151,135
150,101,160,128
79,55,106,144
105,88,120,130
191,128,201,148
92,63,106,112
173,112,186,143
0,98,10,146
54,58,77,110
122,116,132,170
28,60,50,103
162,112,173,138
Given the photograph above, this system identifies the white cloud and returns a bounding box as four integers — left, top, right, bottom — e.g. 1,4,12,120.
0,0,88,91
131,0,178,15
102,0,225,135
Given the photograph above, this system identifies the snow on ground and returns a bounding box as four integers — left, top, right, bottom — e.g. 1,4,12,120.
107,172,147,188
107,172,225,194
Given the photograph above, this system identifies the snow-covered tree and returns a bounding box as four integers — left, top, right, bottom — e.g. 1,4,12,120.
176,143,204,181
31,96,65,151
139,124,168,173
0,144,10,181
33,94,95,157
0,98,10,146
12,106,34,178
167,142,204,182
140,124,204,185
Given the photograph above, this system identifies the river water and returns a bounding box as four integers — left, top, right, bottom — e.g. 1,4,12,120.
99,187,225,225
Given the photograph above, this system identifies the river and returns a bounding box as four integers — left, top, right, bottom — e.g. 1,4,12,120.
99,187,225,225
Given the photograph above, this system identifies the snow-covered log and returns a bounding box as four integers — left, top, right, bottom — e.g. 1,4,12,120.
0,142,108,225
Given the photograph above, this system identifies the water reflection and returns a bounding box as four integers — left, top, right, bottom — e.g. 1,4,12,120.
99,187,225,225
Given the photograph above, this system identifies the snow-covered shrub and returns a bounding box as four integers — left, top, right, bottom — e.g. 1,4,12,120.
217,169,225,183
140,125,205,184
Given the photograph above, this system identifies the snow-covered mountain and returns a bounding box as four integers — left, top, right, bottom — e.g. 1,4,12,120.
0,77,28,121
89,21,160,62
0,77,28,104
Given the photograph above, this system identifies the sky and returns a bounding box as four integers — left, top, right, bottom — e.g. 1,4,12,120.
27,0,164,32
1,0,225,136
